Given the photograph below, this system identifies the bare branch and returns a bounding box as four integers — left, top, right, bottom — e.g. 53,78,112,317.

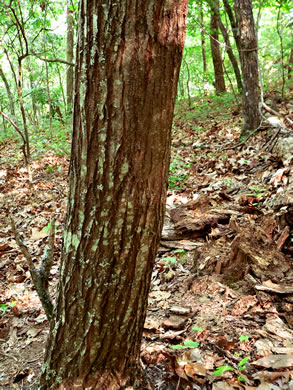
0,109,25,143
10,217,54,321
31,52,75,66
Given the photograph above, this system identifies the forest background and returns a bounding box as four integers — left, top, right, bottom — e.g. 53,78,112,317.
0,0,293,389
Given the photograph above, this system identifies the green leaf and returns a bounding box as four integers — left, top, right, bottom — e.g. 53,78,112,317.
212,366,234,376
237,376,247,382
174,249,186,254
43,223,51,233
239,335,249,342
0,301,15,315
171,344,187,349
164,257,176,264
192,326,203,332
183,340,199,348
238,357,249,369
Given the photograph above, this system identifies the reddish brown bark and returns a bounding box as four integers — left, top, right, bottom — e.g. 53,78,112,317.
40,1,188,389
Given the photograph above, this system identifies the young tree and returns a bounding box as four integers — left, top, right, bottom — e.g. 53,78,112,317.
66,0,74,110
209,0,226,93
40,1,188,389
218,17,242,91
234,0,261,137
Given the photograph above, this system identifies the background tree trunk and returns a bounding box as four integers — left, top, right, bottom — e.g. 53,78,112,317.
66,1,74,111
234,0,261,137
40,1,188,389
0,65,16,118
223,0,241,53
218,18,242,91
209,0,226,93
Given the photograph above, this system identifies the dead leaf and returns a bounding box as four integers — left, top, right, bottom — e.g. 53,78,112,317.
31,228,48,240
184,362,206,377
252,353,293,369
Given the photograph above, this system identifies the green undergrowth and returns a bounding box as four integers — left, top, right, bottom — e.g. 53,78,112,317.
174,92,239,123
0,117,72,164
31,118,72,158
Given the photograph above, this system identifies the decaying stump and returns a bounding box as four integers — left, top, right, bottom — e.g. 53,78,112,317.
217,225,292,283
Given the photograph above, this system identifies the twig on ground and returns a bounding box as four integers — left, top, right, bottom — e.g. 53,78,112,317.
220,121,265,151
10,216,54,321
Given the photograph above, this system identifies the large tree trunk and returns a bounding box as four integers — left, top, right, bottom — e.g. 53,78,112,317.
209,0,226,93
40,1,188,389
234,0,261,137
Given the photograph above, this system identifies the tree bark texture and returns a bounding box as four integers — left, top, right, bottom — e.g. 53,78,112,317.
40,1,188,389
209,0,226,93
234,0,261,137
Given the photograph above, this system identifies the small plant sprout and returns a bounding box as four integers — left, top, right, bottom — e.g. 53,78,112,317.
163,256,177,265
0,301,16,316
174,248,188,263
247,186,266,198
212,356,250,382
172,340,200,350
192,326,203,332
212,365,234,376
239,335,249,342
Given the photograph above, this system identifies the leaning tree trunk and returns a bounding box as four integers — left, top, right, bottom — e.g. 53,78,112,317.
209,0,226,93
0,65,16,118
218,18,242,91
40,1,188,389
234,0,261,137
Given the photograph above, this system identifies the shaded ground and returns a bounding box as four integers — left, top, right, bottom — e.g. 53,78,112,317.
0,91,292,389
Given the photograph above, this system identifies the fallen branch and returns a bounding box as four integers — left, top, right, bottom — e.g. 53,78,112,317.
0,109,25,144
10,217,54,321
220,121,265,151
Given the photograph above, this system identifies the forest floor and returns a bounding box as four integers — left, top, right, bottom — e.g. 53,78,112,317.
0,90,292,389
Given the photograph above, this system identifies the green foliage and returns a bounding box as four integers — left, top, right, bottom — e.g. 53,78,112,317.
238,335,249,342
247,186,266,197
31,120,71,157
169,157,190,190
163,256,177,265
212,365,234,376
192,326,203,332
0,301,16,316
213,356,250,382
172,340,200,349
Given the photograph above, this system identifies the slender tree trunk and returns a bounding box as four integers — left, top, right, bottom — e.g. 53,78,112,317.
223,0,241,58
276,6,285,97
40,1,188,389
218,18,242,91
209,0,226,93
288,46,293,79
200,1,207,74
17,57,31,167
27,58,39,125
0,65,16,118
234,0,261,137
43,4,53,138
66,1,74,111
